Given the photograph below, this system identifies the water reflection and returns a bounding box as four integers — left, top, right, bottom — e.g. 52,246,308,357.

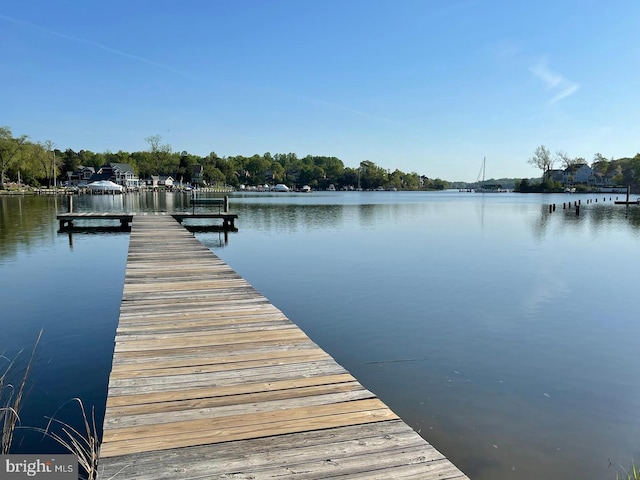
3,191,640,480
525,197,640,240
0,196,57,260
236,203,345,233
63,228,131,250
66,191,195,213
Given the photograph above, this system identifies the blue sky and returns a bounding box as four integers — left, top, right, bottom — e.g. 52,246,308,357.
1,1,638,181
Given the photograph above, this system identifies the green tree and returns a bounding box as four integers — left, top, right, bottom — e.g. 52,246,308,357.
591,153,610,175
359,160,387,189
145,134,173,175
0,127,28,189
176,151,199,184
622,154,640,188
403,172,421,190
60,148,81,179
269,161,285,183
246,154,271,184
33,140,60,187
338,167,358,189
516,178,530,192
388,169,403,190
77,150,101,169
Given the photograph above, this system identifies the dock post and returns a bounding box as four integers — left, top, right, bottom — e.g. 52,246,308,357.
223,195,229,213
67,195,73,213
549,204,552,213
576,205,580,215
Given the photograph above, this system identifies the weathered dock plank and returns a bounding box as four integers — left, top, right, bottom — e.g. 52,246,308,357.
98,215,468,479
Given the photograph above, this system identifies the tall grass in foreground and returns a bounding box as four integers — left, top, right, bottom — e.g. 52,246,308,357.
1,330,103,480
36,398,100,480
0,329,42,454
617,463,640,480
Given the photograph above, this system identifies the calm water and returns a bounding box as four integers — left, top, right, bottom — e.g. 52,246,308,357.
1,191,639,479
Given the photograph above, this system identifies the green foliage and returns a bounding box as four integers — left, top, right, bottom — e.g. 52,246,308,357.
515,178,562,193
515,178,529,192
0,127,29,189
3,125,640,192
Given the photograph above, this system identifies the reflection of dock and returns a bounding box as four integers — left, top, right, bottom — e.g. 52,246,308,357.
57,212,238,230
97,215,469,479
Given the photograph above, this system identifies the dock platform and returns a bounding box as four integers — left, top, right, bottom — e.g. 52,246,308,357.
57,211,238,230
97,215,468,479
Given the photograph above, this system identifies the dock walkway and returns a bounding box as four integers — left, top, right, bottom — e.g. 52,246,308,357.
98,215,468,479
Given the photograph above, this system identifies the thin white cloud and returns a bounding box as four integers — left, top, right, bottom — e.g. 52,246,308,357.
529,57,580,104
0,13,202,81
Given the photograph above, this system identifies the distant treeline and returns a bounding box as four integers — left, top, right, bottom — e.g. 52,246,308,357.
0,127,449,191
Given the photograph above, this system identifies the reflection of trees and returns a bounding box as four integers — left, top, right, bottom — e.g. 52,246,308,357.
237,204,345,233
0,196,57,260
357,204,377,228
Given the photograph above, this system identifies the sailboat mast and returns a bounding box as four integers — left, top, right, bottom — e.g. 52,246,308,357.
482,156,486,186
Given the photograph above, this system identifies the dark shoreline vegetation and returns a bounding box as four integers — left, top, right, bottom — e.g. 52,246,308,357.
2,126,640,193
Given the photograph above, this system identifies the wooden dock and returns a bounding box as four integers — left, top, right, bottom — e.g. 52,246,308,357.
98,215,468,479
57,211,238,230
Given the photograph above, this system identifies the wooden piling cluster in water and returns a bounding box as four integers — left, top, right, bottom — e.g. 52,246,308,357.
97,215,469,479
548,194,636,216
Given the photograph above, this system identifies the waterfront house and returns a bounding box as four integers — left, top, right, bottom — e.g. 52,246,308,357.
587,172,613,187
549,169,565,183
147,175,175,189
563,164,592,186
67,166,95,187
89,163,140,189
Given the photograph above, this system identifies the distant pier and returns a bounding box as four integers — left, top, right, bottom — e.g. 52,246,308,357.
97,215,469,479
57,212,238,230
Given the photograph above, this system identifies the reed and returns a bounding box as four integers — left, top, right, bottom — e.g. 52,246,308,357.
36,398,100,480
617,463,640,480
1,330,106,479
0,329,42,454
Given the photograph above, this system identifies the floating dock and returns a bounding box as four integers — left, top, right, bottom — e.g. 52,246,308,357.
97,215,468,479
